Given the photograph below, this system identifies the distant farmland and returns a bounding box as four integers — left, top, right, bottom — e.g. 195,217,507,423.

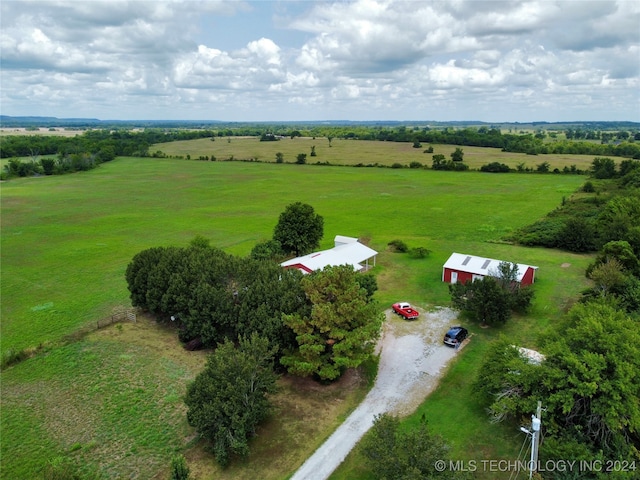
153,136,628,171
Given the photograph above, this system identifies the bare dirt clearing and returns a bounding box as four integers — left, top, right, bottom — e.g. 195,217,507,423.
290,306,463,480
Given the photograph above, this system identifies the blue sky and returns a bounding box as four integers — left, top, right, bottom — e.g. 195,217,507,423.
1,0,639,122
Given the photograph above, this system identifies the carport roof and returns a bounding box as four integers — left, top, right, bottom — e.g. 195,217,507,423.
281,241,377,273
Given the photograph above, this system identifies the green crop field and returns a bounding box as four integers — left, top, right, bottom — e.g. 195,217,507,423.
1,156,594,479
153,136,627,172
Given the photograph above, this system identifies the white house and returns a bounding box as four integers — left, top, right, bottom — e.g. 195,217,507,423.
281,236,377,274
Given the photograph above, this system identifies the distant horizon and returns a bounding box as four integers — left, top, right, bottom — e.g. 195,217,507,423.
2,115,639,126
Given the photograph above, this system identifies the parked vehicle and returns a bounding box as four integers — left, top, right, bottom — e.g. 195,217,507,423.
443,326,468,347
392,302,419,320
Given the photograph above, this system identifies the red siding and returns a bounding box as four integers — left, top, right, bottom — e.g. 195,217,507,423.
444,268,479,284
520,267,535,286
283,263,313,274
444,266,536,285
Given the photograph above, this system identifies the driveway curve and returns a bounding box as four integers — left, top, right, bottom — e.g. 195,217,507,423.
290,307,462,480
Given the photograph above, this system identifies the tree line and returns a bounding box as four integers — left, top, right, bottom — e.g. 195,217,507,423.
508,158,640,256
0,128,216,159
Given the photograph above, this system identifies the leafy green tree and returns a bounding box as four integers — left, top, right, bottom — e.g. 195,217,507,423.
355,273,378,300
310,145,317,157
557,217,597,252
596,194,640,247
295,153,307,164
591,157,616,179
477,301,640,462
450,147,464,162
125,246,180,312
273,202,324,256
431,154,446,169
588,258,628,297
250,239,284,261
275,152,284,163
281,265,383,381
474,338,542,423
619,159,640,177
450,277,512,326
185,334,278,467
361,414,454,480
540,301,640,459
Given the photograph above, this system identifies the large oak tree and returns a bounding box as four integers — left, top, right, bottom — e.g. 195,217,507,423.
273,202,324,256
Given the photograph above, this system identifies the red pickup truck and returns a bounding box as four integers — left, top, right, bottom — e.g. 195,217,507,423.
392,302,419,320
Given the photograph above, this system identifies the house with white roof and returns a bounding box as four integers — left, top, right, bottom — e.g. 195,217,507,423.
281,236,377,274
442,252,538,286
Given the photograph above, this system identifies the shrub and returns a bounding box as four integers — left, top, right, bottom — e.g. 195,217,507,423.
387,239,408,253
536,161,550,173
170,455,190,480
480,162,510,173
408,247,431,258
409,161,423,169
582,181,595,192
391,162,404,169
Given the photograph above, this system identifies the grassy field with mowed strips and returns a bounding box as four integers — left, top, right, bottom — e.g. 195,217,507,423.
1,155,593,479
154,135,629,171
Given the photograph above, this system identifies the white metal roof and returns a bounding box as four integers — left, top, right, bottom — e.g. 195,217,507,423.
334,235,358,246
281,240,377,273
443,252,538,282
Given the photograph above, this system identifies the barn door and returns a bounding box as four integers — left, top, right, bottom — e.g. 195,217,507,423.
451,271,458,284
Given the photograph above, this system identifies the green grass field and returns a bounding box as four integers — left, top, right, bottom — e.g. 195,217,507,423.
1,156,594,478
154,136,628,172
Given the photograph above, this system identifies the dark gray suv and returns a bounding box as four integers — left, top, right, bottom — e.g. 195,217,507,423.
443,326,468,347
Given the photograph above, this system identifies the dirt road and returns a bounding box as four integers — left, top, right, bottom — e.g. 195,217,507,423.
290,307,461,480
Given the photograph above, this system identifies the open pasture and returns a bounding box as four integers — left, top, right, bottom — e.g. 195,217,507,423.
1,157,589,352
153,136,625,171
1,156,594,478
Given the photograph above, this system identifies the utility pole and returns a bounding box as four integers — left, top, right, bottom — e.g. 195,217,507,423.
529,401,542,480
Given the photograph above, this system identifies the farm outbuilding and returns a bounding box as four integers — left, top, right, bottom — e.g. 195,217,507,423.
442,252,538,286
281,236,377,274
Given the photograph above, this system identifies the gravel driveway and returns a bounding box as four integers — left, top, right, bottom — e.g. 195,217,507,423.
290,306,462,480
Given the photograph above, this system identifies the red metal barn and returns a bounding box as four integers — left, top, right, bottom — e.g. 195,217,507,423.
442,252,538,286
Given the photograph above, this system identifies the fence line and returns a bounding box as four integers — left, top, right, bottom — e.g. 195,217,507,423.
96,309,137,329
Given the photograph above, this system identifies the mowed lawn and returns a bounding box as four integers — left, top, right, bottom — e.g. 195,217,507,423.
154,136,626,171
1,157,594,478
